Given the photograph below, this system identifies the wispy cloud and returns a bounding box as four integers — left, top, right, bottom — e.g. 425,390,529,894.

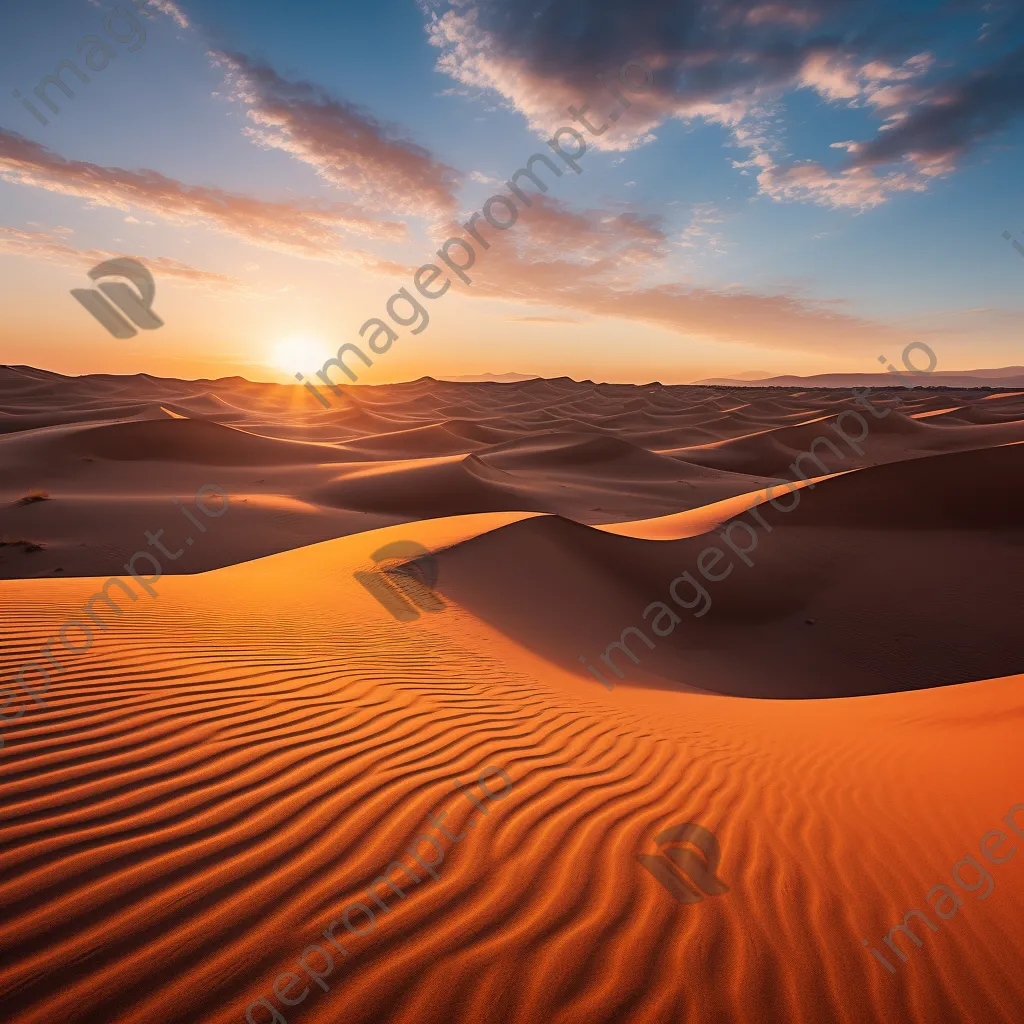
469,170,503,186
679,202,728,256
431,191,908,354
87,0,191,29
0,225,242,291
506,314,584,324
144,0,190,29
211,51,462,219
0,128,410,270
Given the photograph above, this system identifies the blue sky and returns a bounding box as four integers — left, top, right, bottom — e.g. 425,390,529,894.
2,0,1023,383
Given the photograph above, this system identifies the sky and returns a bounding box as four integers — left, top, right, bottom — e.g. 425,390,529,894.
2,0,1024,385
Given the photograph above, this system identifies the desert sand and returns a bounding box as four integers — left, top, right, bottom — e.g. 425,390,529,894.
1,364,1022,1024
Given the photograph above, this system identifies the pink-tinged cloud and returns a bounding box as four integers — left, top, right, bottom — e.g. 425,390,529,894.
495,194,668,262
798,51,864,101
88,0,190,29
427,7,701,152
745,4,821,29
476,257,907,355
847,44,1024,175
797,50,934,108
0,225,242,290
772,45,1024,205
679,202,728,256
425,0,864,152
0,129,409,271
211,52,461,219
429,1,1016,209
729,50,939,211
506,315,584,324
755,155,929,209
429,190,907,353
144,0,190,29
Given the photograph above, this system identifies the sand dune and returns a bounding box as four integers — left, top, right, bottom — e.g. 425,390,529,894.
0,515,1021,1024
48,418,354,466
312,455,539,516
0,367,1021,1024
431,443,1024,697
1,363,1019,576
339,423,490,458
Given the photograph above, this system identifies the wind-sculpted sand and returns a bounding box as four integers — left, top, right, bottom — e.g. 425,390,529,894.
3,364,1024,579
1,366,1022,1023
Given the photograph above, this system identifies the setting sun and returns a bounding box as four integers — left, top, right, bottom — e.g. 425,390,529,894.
269,336,327,376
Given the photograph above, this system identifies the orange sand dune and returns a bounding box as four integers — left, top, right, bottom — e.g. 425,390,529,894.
1,367,1022,1024
0,516,1021,1024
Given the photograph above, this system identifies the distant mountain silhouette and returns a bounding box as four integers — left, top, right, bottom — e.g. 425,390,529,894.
692,367,1024,389
439,372,540,382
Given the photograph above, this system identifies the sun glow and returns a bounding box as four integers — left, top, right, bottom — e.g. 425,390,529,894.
270,336,327,376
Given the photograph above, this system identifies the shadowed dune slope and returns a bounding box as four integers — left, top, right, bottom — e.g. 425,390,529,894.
478,433,712,479
776,440,1024,528
432,445,1024,698
679,407,1024,477
311,456,541,516
53,419,355,465
339,423,490,458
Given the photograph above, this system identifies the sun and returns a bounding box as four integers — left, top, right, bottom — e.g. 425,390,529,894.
270,336,326,376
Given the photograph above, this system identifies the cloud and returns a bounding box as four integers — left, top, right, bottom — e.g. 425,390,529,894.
727,60,938,211
0,120,911,354
798,51,865,102
755,154,929,209
495,194,669,262
427,0,1024,208
847,44,1024,175
0,225,242,291
144,0,190,29
679,202,729,254
0,128,409,271
469,170,503,186
755,44,1024,207
745,3,822,29
88,0,191,29
425,0,854,151
211,51,461,219
507,314,584,323
431,189,907,353
484,263,906,355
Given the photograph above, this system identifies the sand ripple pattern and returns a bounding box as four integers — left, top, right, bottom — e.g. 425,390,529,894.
1,533,1023,1024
